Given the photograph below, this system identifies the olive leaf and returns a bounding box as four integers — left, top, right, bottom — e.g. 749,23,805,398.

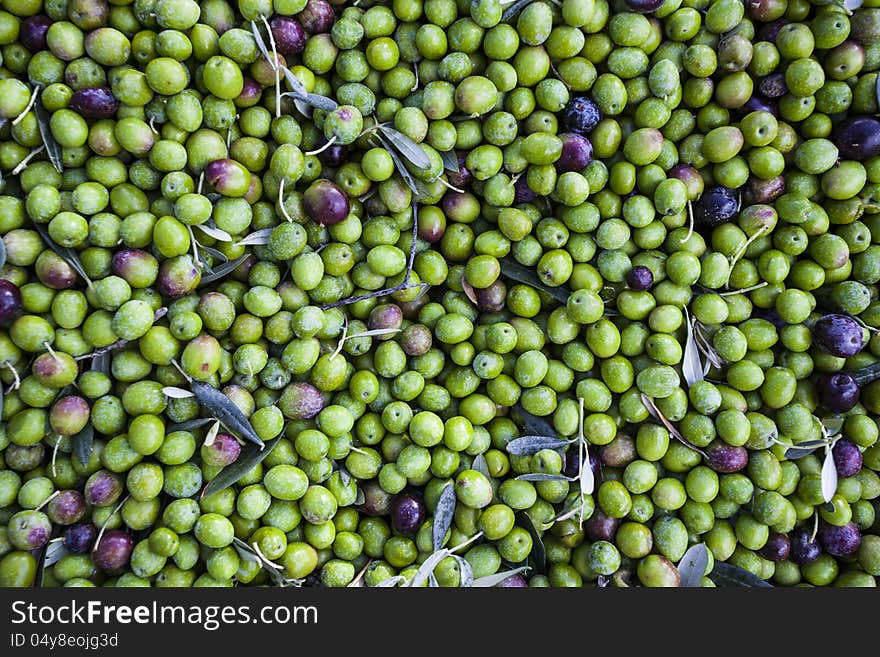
692,321,725,370
191,381,264,448
513,404,558,439
72,424,93,467
821,416,845,438
640,394,708,458
472,566,531,588
202,437,281,498
784,438,830,460
500,257,570,304
31,222,91,287
374,575,406,588
516,511,546,575
375,133,420,194
0,237,6,269
168,417,217,433
196,222,233,242
409,548,452,588
709,561,772,588
682,308,705,387
280,66,338,112
194,243,229,265
577,397,594,499
432,482,456,552
515,473,573,482
232,537,302,587
821,447,838,503
505,435,574,456
354,487,365,506
376,123,432,170
162,386,195,399
236,228,274,246
91,351,110,376
439,150,459,172
677,543,710,588
43,538,69,569
460,275,479,306
501,0,536,21
455,555,474,588
198,254,248,286
33,88,62,173
471,453,491,480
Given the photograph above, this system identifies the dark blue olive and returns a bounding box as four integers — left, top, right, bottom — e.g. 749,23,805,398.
817,373,860,413
63,523,97,554
833,117,880,161
812,314,865,358
626,265,654,291
584,509,620,542
758,73,787,98
623,0,665,13
0,280,23,325
68,87,119,120
391,493,425,535
562,96,601,135
696,186,740,228
514,176,538,204
557,133,593,172
789,529,821,565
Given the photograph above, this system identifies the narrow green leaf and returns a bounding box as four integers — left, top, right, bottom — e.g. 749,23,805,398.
432,482,455,552
376,133,419,194
513,404,558,439
677,544,709,588
500,257,570,304
515,473,572,482
0,236,6,269
168,417,217,433
516,512,546,575
821,448,838,503
202,437,281,498
709,561,772,588
377,123,432,169
506,435,573,456
33,90,62,172
198,254,248,286
439,150,458,172
501,0,536,21
471,454,490,480
472,566,530,588
191,381,264,448
72,425,93,466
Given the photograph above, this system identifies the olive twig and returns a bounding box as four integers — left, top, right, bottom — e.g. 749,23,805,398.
278,178,294,222
685,200,695,242
12,84,40,126
723,225,769,289
4,361,21,390
259,14,283,119
92,494,131,554
304,135,337,156
11,146,45,175
716,281,768,296
35,489,60,512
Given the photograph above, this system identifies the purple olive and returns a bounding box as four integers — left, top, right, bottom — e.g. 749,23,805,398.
758,73,787,99
446,153,472,189
47,490,87,525
279,381,325,420
743,174,785,205
833,116,880,161
514,176,539,204
358,480,392,517
201,432,243,467
298,0,335,33
368,303,403,334
746,0,787,21
63,523,97,554
68,87,119,120
705,442,748,473
817,522,862,557
817,373,860,413
50,395,91,436
758,532,791,562
832,438,863,478
563,448,601,481
93,529,134,574
157,255,201,299
391,493,426,535
84,470,124,507
626,265,654,291
270,15,307,56
738,95,777,117
111,247,159,288
600,434,637,467
236,77,263,108
557,133,593,172
759,19,789,42
473,279,507,312
0,279,23,325
21,15,52,52
789,528,821,565
417,204,446,243
7,511,52,550
623,0,665,12
496,573,528,588
35,251,78,289
584,509,620,542
303,179,350,226
315,137,348,168
812,314,866,358
667,163,704,200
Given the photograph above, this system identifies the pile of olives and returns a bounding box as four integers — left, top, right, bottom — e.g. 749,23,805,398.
1,0,880,589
